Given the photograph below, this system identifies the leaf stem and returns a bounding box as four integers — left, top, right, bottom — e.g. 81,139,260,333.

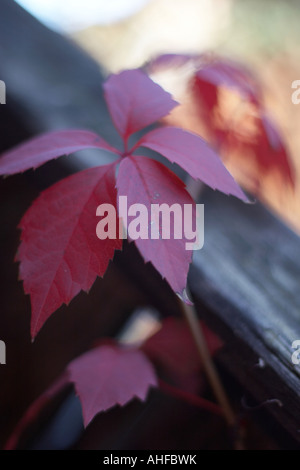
158,379,223,417
180,299,234,424
179,296,244,449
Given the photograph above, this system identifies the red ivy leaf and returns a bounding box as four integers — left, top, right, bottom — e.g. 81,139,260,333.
67,344,157,427
103,69,178,139
142,317,223,377
0,66,249,337
0,129,120,176
195,58,261,105
5,343,157,447
18,163,122,338
145,53,196,70
259,114,294,184
148,53,294,188
222,113,295,187
142,317,223,394
137,126,248,201
117,155,195,297
191,60,295,187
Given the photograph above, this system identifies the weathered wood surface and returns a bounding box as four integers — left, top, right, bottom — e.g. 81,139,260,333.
1,0,300,446
189,188,300,441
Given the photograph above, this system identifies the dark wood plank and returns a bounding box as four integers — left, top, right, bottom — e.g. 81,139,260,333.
189,188,300,441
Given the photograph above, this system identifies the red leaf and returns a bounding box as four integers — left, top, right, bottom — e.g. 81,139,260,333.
137,126,248,201
148,54,294,188
223,113,295,187
142,317,223,393
145,53,196,70
0,129,119,176
103,69,178,140
116,155,195,298
158,379,223,417
18,163,122,338
67,344,157,427
195,59,261,104
259,114,294,185
191,61,295,187
5,343,157,446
